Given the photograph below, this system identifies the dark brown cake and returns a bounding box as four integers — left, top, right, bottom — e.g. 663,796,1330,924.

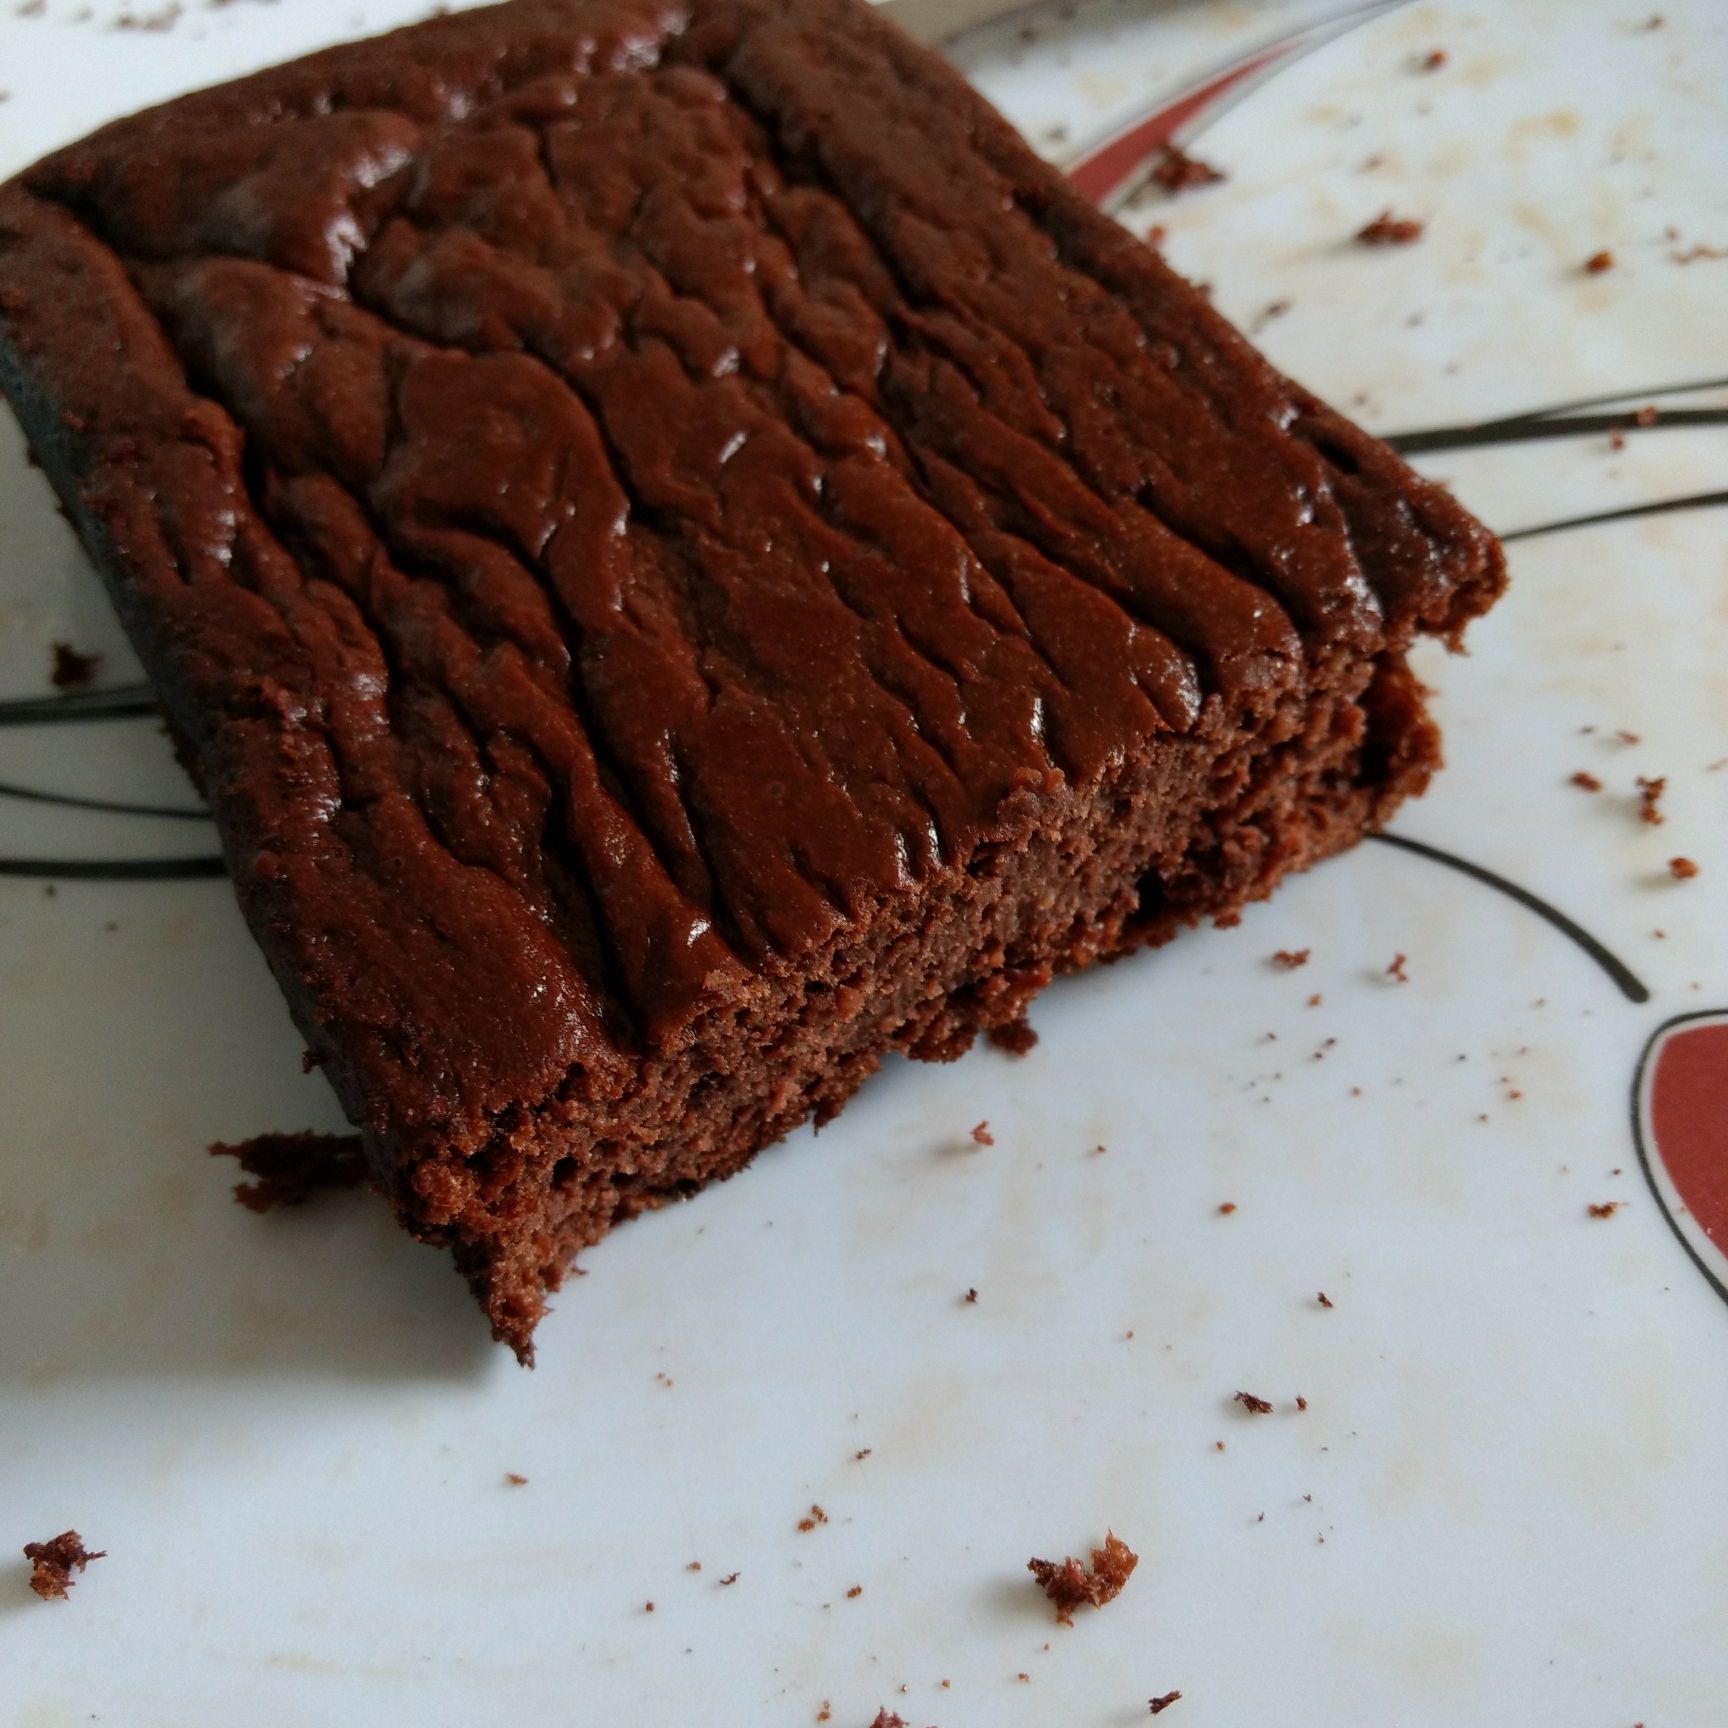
0,0,1504,1357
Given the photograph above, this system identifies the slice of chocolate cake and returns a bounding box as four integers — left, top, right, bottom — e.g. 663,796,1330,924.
0,0,1504,1356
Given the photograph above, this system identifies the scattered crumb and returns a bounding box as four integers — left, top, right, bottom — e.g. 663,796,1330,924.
1641,10,1664,23
1016,1673,1030,1683
1234,1391,1274,1416
1588,1201,1621,1219
1386,952,1410,983
1317,1291,1334,1308
1636,775,1666,825
796,1504,829,1533
1251,298,1292,334
1609,428,1627,451
505,1472,528,1486
1570,771,1603,791
719,1572,739,1586
988,1016,1039,1056
1217,1201,1237,1216
210,1131,369,1212
1214,1440,1225,1451
1617,729,1642,744
963,1287,978,1304
854,1448,872,1461
970,1121,994,1147
1150,1693,1183,1716
1295,1395,1308,1412
15,0,46,14
24,1532,104,1601
50,642,102,690
1416,47,1447,70
870,1713,907,1728
1356,210,1425,246
1027,1531,1138,1625
1671,242,1727,263
1147,144,1226,195
644,1600,655,1613
686,1561,701,1572
112,0,181,25
816,1705,831,1725
1669,856,1699,880
1632,406,1658,429
846,1585,863,1599
655,1371,674,1388
1583,249,1615,274
1271,948,1310,970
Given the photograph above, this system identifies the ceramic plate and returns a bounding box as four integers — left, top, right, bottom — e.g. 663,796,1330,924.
2,2,1725,1723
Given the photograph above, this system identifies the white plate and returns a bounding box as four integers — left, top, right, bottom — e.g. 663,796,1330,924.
3,2,1726,1724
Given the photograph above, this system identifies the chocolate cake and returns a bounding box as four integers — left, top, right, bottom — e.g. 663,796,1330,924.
0,0,1504,1357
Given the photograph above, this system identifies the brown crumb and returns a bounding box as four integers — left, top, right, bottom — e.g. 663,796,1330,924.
1234,1391,1274,1415
988,1016,1039,1056
870,1713,908,1728
854,1448,872,1461
846,1585,863,1599
1570,771,1604,791
210,1131,369,1212
1671,243,1727,263
1386,952,1410,983
1669,856,1699,880
1609,428,1627,451
15,0,45,14
112,0,181,25
1617,729,1642,744
505,1472,528,1486
1356,210,1425,246
1214,1440,1225,1451
1150,1693,1183,1716
1307,993,1322,1007
1295,1395,1308,1412
643,1600,655,1612
796,1504,829,1533
964,1287,978,1304
1217,1202,1237,1216
1641,10,1664,23
970,1121,994,1146
1636,775,1666,825
1251,298,1292,333
1633,406,1659,428
1317,1291,1334,1308
1271,948,1311,970
1016,1673,1030,1683
1147,144,1226,196
1583,249,1615,274
50,642,103,689
816,1705,831,1724
1588,1201,1620,1219
1027,1531,1138,1625
686,1561,701,1572
718,1572,739,1585
22,1531,104,1601
1417,47,1447,70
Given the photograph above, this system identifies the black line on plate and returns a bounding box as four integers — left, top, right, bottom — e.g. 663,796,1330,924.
1500,490,1728,544
0,683,157,726
0,778,209,820
0,855,227,880
1388,405,1728,456
1630,1011,1728,1313
1382,374,1728,452
1369,831,1648,1003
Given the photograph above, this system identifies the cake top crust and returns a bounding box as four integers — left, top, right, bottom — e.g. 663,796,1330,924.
0,0,1501,1148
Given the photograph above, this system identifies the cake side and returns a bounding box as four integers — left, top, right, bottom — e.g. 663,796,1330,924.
0,0,1504,1354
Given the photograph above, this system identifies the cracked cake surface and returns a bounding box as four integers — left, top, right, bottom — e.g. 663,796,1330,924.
0,0,1504,1355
